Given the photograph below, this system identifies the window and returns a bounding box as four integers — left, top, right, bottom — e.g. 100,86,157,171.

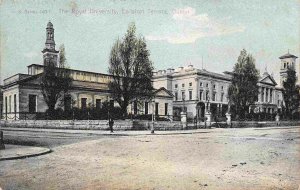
175,92,178,101
206,83,209,88
182,91,185,100
221,86,224,90
175,84,178,88
284,63,286,68
270,89,273,103
206,91,209,100
134,101,138,114
145,102,148,115
182,83,185,88
96,99,102,109
213,84,216,89
81,98,87,109
29,95,37,113
155,103,159,116
165,103,168,115
189,91,192,100
212,92,216,101
199,91,203,101
221,93,224,102
14,94,16,113
189,82,192,87
200,82,203,87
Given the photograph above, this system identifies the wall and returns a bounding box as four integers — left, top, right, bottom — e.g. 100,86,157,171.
0,120,182,131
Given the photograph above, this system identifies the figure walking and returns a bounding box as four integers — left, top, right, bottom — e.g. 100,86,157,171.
109,117,114,133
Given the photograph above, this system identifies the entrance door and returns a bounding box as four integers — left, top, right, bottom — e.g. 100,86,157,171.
196,102,205,120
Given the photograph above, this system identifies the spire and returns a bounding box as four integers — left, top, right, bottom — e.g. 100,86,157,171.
44,21,56,51
42,21,59,66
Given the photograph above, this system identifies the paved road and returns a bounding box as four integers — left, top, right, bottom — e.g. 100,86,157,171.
1,128,114,148
0,126,299,189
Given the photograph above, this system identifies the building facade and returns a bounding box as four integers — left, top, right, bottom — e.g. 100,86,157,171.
1,22,298,121
152,55,295,120
1,22,173,120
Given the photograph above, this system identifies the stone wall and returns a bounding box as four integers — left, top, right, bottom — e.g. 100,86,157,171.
0,120,182,131
230,121,300,128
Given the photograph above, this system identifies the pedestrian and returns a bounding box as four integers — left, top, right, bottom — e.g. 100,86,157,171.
109,117,114,133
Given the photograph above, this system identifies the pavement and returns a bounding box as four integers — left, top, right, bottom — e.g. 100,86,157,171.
0,144,51,161
0,127,213,136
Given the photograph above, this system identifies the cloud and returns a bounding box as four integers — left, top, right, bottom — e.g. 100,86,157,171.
146,7,245,44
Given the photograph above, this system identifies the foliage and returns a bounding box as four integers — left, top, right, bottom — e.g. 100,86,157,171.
59,44,67,68
108,23,154,116
228,49,260,119
40,45,72,118
282,67,300,119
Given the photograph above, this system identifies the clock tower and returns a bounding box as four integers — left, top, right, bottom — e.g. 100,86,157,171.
279,51,298,86
42,21,59,67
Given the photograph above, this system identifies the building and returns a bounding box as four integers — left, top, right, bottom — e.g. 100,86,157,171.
1,22,298,121
153,66,231,119
152,54,297,119
1,22,173,120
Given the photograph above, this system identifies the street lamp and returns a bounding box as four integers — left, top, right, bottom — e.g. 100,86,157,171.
182,93,186,113
151,99,155,134
206,94,210,113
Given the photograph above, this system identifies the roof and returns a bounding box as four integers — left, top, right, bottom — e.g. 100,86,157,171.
279,53,298,59
47,21,53,28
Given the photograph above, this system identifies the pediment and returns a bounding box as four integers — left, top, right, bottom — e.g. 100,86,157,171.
154,87,173,97
259,75,277,86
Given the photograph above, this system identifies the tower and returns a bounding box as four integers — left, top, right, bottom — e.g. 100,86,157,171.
42,21,59,67
279,51,298,86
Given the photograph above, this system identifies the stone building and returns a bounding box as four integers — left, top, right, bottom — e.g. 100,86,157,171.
152,53,296,119
152,66,231,119
0,22,297,121
1,22,173,120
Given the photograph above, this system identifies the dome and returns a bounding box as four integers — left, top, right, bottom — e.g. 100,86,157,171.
47,21,53,28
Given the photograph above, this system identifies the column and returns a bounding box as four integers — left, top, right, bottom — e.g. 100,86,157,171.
264,88,266,103
268,88,271,103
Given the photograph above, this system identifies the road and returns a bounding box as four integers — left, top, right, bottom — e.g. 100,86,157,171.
0,126,300,190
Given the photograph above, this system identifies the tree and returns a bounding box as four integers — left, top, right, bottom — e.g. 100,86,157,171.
108,23,154,116
59,44,67,68
40,45,72,118
282,67,300,119
228,49,259,119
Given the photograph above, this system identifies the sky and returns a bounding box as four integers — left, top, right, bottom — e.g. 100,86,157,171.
0,0,299,85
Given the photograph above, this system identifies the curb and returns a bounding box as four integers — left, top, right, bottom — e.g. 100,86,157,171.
0,148,52,161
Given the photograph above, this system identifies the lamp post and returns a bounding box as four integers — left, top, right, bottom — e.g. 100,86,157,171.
182,93,186,113
181,93,187,129
151,100,155,134
205,94,211,128
226,100,232,127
